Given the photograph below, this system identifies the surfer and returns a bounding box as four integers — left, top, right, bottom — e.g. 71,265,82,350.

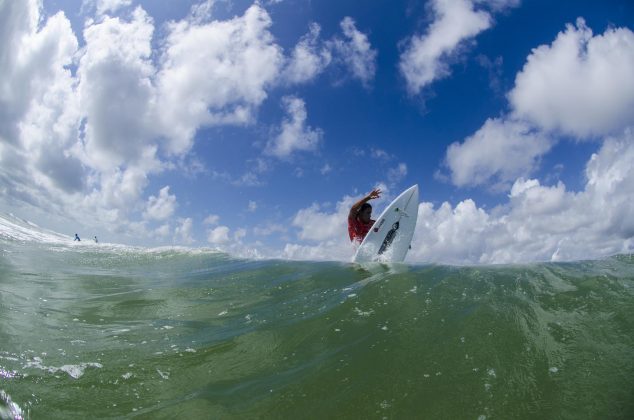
348,188,381,243
94,236,98,243
74,233,81,241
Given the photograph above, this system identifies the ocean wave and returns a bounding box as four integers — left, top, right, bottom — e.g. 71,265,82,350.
0,231,633,418
0,213,278,264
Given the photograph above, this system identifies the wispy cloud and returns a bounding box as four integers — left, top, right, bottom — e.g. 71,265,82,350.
399,0,519,94
265,96,323,159
282,23,332,85
327,17,378,87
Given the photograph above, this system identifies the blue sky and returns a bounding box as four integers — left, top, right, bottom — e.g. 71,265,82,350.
1,0,633,263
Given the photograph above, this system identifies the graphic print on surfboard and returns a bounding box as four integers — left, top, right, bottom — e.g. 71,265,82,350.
378,221,399,255
353,185,419,263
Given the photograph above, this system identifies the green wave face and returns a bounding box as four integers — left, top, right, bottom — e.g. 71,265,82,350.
1,239,633,419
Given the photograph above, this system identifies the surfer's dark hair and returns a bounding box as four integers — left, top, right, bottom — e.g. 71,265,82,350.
359,203,372,213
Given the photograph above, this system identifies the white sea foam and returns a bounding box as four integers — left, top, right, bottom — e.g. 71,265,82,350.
353,307,374,317
156,368,169,379
0,368,18,379
22,357,102,379
0,212,230,257
0,212,294,264
0,213,70,244
0,389,24,420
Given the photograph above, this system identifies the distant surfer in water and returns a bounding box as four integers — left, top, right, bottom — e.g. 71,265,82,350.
94,236,98,243
348,188,381,243
74,233,81,241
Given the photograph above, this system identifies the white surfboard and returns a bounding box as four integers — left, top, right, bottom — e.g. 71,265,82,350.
353,185,419,263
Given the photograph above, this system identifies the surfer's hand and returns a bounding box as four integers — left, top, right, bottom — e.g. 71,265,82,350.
368,189,381,200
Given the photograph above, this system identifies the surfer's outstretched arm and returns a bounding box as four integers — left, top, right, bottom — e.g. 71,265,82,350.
349,189,381,218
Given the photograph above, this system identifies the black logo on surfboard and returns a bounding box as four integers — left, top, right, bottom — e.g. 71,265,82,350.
378,221,399,255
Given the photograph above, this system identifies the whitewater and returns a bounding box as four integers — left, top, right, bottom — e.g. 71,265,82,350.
1,213,633,419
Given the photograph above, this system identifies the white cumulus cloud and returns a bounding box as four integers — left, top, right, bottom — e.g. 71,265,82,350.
76,7,156,171
155,4,284,155
509,19,634,138
445,19,634,189
208,225,231,244
0,1,310,244
292,201,349,242
143,186,177,221
0,1,81,201
174,217,194,244
1,2,378,245
413,130,634,264
445,118,553,188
